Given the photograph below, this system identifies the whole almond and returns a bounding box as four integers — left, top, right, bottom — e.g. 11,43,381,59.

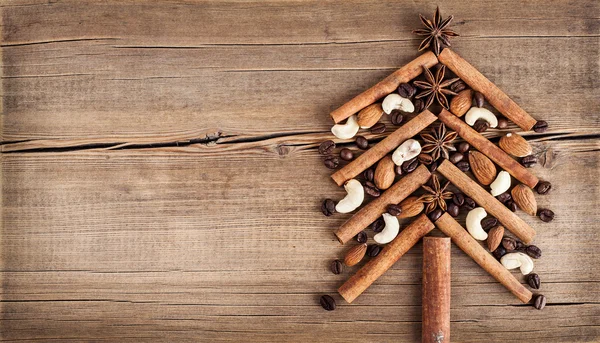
357,103,384,128
449,89,473,117
344,243,367,266
511,184,537,216
374,155,395,190
499,133,532,157
468,151,497,185
487,225,505,251
396,196,424,218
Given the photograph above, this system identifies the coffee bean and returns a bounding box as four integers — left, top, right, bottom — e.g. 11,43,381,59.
456,160,470,172
387,204,402,216
526,245,542,259
319,140,336,155
463,197,476,210
497,117,509,129
390,110,404,126
330,259,344,275
533,120,549,133
366,244,382,257
355,136,368,150
447,203,460,217
414,99,425,113
473,119,490,133
473,91,485,107
527,273,541,289
428,209,443,222
418,153,433,165
402,158,419,173
397,83,416,98
536,181,552,195
457,142,470,153
449,152,464,164
320,295,336,311
533,294,546,310
340,148,354,161
370,123,386,134
538,209,555,222
356,231,368,244
324,156,339,169
450,80,467,93
481,217,498,231
493,246,507,260
395,165,403,175
496,192,512,204
516,241,526,251
521,155,538,168
429,161,438,172
363,168,374,182
502,237,517,251
506,200,517,212
452,193,465,206
364,181,381,197
371,217,385,233
321,199,336,216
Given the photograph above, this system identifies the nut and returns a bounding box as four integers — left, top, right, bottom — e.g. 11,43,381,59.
331,115,360,139
500,252,534,275
374,213,400,244
466,207,489,241
392,139,421,166
382,94,414,114
511,184,537,216
490,171,511,197
498,133,533,157
468,151,497,185
487,225,505,251
374,155,395,190
465,107,498,128
335,179,364,213
344,243,367,266
357,103,384,129
396,196,424,218
449,89,473,117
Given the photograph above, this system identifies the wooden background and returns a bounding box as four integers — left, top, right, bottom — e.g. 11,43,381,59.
1,1,599,341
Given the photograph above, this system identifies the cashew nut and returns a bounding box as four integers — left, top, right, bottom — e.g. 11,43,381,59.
501,252,534,275
465,107,498,128
335,179,364,213
392,139,421,166
490,170,511,196
466,207,488,241
382,94,415,114
331,115,360,139
374,213,400,244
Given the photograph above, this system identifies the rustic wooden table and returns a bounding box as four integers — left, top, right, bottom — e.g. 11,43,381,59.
1,1,599,341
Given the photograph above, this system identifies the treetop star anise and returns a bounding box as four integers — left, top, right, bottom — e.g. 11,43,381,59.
420,123,458,161
413,6,459,56
413,65,459,110
419,175,453,214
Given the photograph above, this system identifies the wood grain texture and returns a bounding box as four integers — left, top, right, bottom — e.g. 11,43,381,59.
1,0,599,342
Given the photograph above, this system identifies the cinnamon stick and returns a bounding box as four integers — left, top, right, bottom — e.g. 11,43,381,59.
331,110,437,186
434,213,533,303
422,237,451,343
334,165,431,244
437,160,536,244
438,109,539,189
338,214,434,303
438,48,537,131
330,52,438,124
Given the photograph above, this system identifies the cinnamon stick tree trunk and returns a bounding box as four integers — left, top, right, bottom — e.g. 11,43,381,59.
422,237,451,343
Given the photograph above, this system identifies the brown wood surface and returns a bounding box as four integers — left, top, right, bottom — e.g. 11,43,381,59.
1,1,599,342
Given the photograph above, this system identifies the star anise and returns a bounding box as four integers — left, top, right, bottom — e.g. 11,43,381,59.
420,123,458,161
413,65,459,109
419,175,453,214
413,6,459,56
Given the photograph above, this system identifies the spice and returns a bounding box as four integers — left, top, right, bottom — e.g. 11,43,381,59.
414,65,459,109
419,175,453,213
420,123,458,161
413,6,459,56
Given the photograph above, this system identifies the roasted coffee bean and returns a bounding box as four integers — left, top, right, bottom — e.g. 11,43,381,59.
493,246,507,260
324,156,339,169
320,295,336,311
533,294,546,310
463,197,476,210
516,241,526,251
457,142,470,153
390,110,404,126
527,273,541,289
449,152,464,164
456,160,470,172
366,244,382,257
538,209,555,222
402,158,419,173
330,259,344,275
397,83,416,98
481,217,498,231
502,237,517,251
356,231,368,244
395,165,403,175
452,193,465,206
428,209,443,222
364,181,381,197
429,161,438,172
473,119,490,133
450,80,467,93
496,192,512,204
497,117,509,129
526,245,542,259
536,181,552,195
533,120,549,133
414,99,425,113
340,148,354,161
319,140,336,155
371,217,385,233
370,123,386,134
521,155,538,168
387,204,402,216
473,91,485,107
418,153,433,165
356,136,369,150
447,203,460,217
321,199,336,216
506,200,518,212
363,168,374,182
